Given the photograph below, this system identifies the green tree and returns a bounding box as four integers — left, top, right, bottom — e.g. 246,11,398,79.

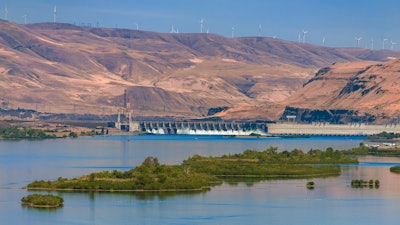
69,132,78,138
142,157,159,167
325,147,334,158
89,173,95,182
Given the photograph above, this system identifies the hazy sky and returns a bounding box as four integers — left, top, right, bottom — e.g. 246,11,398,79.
2,0,400,48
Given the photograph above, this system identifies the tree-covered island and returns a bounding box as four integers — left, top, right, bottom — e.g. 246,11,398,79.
182,147,356,178
28,157,220,192
27,147,358,192
21,194,64,208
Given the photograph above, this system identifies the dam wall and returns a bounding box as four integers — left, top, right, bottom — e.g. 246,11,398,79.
138,121,268,135
268,123,400,136
121,120,400,136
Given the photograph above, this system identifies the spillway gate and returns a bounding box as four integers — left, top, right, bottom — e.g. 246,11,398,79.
138,121,268,135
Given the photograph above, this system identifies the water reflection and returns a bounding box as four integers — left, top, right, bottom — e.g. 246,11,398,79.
41,189,210,202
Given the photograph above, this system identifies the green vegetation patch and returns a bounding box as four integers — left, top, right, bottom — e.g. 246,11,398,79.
343,142,400,157
183,157,341,178
182,147,357,178
306,181,315,189
28,157,220,192
21,194,63,208
0,127,57,139
351,179,380,189
390,166,400,173
367,131,400,140
27,147,358,192
342,143,370,155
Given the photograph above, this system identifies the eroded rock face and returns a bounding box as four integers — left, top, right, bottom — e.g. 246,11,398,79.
280,106,377,124
283,59,400,123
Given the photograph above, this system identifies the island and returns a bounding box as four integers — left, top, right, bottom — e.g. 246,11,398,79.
21,194,64,208
27,147,358,192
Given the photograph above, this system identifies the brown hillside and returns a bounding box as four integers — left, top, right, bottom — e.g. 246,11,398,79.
2,20,400,120
283,59,400,122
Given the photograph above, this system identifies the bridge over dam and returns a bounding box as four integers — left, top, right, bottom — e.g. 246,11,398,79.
134,121,269,135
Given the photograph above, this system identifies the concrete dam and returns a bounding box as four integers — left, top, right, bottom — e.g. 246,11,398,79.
136,121,269,135
119,119,400,136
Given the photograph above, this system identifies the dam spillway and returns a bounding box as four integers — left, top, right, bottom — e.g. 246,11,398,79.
138,121,269,135
131,121,400,136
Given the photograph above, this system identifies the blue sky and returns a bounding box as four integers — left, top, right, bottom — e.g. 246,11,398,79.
2,0,400,48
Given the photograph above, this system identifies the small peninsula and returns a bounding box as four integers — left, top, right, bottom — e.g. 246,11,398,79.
27,147,358,192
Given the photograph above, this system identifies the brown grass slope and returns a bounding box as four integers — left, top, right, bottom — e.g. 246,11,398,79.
2,20,400,120
284,59,400,121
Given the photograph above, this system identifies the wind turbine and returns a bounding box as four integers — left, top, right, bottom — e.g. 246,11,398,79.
382,38,388,49
302,30,308,43
134,23,139,30
170,24,176,33
371,38,374,50
53,5,57,23
391,40,397,50
355,37,362,48
4,6,8,20
322,37,326,46
298,32,301,42
231,26,235,38
258,24,262,37
200,18,204,33
22,14,27,24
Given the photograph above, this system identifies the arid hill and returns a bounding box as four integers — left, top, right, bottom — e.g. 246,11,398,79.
282,59,400,123
1,20,400,120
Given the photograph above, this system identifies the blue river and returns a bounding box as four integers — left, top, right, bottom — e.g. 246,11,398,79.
1,135,400,225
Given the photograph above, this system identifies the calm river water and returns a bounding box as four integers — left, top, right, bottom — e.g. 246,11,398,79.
1,135,400,225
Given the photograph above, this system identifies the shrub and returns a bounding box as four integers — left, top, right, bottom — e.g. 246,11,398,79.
306,181,315,189
69,132,78,138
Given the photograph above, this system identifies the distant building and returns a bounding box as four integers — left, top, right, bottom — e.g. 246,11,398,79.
286,115,297,122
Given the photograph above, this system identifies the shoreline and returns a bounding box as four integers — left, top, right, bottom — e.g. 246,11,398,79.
21,202,63,208
26,186,211,193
